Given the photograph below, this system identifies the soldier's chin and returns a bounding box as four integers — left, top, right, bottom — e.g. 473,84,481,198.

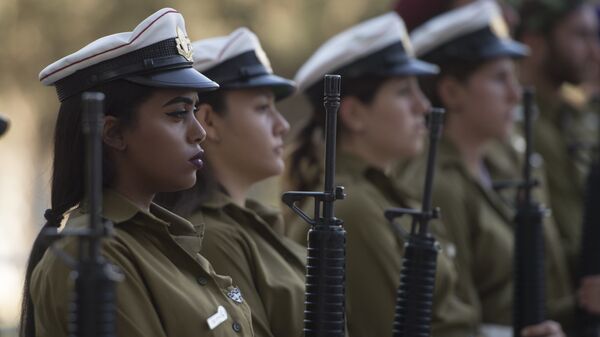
161,174,197,193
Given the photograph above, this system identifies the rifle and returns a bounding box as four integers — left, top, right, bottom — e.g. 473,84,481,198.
282,74,346,337
384,107,445,337
577,135,600,337
513,87,546,335
45,92,122,337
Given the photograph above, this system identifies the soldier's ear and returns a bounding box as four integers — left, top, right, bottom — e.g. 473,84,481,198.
102,115,127,151
197,103,221,143
339,96,366,132
438,76,465,112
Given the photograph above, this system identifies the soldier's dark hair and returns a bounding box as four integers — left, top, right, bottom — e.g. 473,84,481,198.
19,80,155,337
154,91,226,217
285,75,388,193
515,0,587,39
418,59,486,109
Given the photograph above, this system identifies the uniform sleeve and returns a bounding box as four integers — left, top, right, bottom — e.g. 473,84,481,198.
31,236,168,337
200,223,275,337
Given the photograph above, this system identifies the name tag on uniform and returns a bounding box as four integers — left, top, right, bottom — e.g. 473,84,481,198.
207,306,228,330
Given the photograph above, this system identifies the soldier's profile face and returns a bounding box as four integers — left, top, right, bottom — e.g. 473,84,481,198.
453,57,520,141
358,76,430,161
114,88,205,193
201,88,290,184
544,4,600,85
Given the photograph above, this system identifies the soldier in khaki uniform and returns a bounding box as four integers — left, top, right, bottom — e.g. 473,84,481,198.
155,28,306,337
397,1,573,335
21,9,254,337
285,11,565,337
516,0,600,279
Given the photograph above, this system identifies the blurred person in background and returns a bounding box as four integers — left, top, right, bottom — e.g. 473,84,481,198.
516,0,600,282
286,9,564,337
396,0,574,335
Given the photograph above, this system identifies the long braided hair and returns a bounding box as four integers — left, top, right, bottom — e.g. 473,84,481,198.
19,80,155,337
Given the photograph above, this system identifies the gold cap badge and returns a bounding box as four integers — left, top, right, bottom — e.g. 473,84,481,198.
176,26,194,62
490,15,510,40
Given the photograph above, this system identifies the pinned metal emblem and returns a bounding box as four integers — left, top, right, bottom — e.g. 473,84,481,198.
227,287,244,304
176,26,194,62
490,14,510,39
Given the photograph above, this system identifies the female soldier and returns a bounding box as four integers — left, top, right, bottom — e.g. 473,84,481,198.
20,9,253,337
154,28,306,337
286,11,481,337
287,9,566,337
396,0,573,335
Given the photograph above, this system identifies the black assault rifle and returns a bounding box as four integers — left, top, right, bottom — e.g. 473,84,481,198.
45,92,122,337
577,132,600,337
513,88,547,335
384,107,445,337
282,75,346,337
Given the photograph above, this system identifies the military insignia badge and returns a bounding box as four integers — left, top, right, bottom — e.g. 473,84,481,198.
490,14,510,39
176,26,194,62
227,287,244,304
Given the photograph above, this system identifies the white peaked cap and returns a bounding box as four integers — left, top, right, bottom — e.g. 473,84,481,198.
411,0,528,60
192,27,272,73
295,12,438,93
191,27,296,100
40,8,218,101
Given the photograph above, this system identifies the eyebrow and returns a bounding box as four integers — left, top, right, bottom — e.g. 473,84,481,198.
162,96,197,107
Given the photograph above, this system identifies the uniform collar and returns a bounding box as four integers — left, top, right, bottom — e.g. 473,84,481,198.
200,188,286,234
101,189,201,235
101,189,147,224
536,83,587,126
74,189,203,254
437,135,514,181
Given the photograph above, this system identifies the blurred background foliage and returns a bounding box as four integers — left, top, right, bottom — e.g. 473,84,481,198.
0,0,396,335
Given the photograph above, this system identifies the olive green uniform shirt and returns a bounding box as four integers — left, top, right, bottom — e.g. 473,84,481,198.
31,189,254,337
195,191,306,337
286,153,480,337
399,137,574,330
534,85,599,279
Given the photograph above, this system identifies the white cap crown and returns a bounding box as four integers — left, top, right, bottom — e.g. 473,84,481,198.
192,27,273,73
294,12,414,93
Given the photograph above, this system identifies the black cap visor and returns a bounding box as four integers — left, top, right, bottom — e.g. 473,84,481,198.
383,58,439,77
335,41,439,80
202,50,296,100
218,73,296,101
422,27,529,63
126,67,219,93
479,38,529,59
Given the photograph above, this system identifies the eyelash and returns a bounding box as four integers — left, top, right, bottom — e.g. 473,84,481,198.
166,106,199,118
256,104,270,112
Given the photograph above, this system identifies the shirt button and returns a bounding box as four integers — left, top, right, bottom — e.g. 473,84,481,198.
232,322,242,332
196,277,208,286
